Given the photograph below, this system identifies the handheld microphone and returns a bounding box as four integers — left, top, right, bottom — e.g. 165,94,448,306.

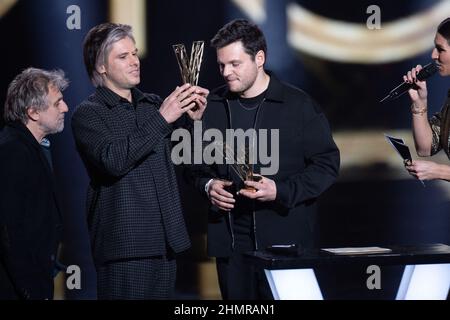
380,62,438,103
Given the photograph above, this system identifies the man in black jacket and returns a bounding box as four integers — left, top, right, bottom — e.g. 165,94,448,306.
0,68,68,299
72,23,208,299
193,19,340,299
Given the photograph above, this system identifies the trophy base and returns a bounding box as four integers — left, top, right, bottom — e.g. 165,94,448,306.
242,175,262,193
185,92,199,111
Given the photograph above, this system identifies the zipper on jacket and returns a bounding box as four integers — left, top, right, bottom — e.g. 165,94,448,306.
251,98,265,252
225,99,236,251
225,97,266,252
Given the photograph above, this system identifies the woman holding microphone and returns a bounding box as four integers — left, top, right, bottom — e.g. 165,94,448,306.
405,18,450,181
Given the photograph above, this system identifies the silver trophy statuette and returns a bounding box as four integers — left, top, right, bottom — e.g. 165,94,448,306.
173,41,204,86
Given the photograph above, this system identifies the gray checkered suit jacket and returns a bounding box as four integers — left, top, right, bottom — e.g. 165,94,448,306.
72,87,190,266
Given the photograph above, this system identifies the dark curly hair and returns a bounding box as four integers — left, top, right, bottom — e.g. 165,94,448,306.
210,19,267,60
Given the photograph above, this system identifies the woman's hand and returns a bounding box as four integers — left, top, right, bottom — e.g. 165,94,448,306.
405,160,442,181
403,65,428,108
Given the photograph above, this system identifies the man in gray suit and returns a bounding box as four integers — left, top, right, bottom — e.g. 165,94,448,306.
72,23,208,299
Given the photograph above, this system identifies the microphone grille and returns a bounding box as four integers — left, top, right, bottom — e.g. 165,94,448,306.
417,62,438,81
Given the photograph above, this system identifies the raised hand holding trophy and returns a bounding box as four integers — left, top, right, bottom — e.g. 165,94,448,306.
173,41,204,111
